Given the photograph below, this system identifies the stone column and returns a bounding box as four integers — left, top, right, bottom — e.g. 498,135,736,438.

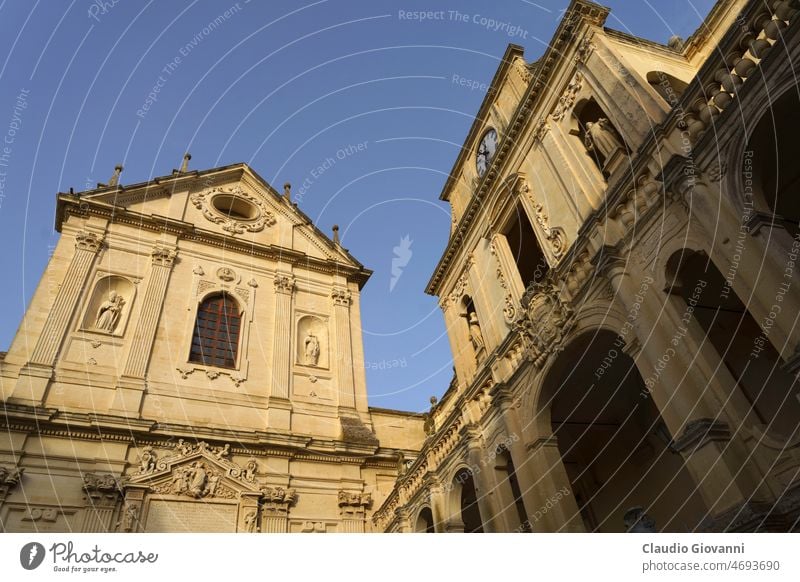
13,231,103,404
525,436,586,532
668,160,800,360
111,244,177,415
428,478,447,533
259,487,297,533
80,473,121,533
491,384,572,532
337,491,371,533
593,246,762,513
461,424,501,533
331,287,356,410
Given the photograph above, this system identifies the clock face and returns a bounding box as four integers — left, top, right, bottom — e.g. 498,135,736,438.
476,128,498,177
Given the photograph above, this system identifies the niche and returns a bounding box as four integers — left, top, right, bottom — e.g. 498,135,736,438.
82,275,136,336
296,315,328,369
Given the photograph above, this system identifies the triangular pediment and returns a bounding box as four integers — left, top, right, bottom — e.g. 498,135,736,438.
125,442,261,499
60,163,365,271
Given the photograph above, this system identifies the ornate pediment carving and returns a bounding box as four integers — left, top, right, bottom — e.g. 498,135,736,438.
125,441,262,500
514,280,575,368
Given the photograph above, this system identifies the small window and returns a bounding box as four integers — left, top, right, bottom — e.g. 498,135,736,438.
190,293,241,368
211,194,259,221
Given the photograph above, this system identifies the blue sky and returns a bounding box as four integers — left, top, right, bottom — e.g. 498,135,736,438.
0,0,715,412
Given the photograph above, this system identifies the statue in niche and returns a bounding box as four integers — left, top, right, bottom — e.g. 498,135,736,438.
584,117,623,161
122,504,139,532
95,290,125,333
303,332,321,366
461,310,485,354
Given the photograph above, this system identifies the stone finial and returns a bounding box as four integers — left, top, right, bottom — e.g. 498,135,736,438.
283,182,291,201
332,224,340,245
180,153,191,173
667,35,684,50
108,165,123,187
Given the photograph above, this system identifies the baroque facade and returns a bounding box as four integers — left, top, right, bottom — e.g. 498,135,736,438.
2,0,800,533
374,0,800,533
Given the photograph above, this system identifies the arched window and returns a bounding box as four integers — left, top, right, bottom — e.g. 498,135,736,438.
190,293,241,368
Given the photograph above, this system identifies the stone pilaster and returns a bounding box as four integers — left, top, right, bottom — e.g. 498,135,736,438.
30,231,104,366
111,244,177,416
427,479,447,533
461,424,500,533
271,273,295,400
337,491,371,533
259,487,297,533
79,473,121,533
331,286,356,410
118,483,148,533
13,231,103,404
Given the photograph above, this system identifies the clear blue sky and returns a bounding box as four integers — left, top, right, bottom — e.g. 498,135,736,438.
0,0,715,412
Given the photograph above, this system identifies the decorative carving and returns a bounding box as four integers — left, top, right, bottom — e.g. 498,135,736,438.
192,265,205,276
447,271,469,307
708,161,727,182
75,231,104,253
190,185,277,234
136,446,157,475
574,36,595,64
21,507,60,522
552,72,583,121
331,287,351,306
151,245,177,267
489,236,517,323
234,287,249,304
514,280,575,368
0,464,24,498
533,117,551,142
82,472,120,494
217,266,236,282
530,197,568,259
94,290,126,333
242,458,258,482
338,491,372,508
273,273,295,295
512,55,531,84
122,503,140,533
261,486,297,505
247,278,258,288
174,366,246,386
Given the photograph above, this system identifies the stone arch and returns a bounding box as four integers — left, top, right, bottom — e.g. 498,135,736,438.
531,328,706,532
82,275,136,336
414,506,435,533
725,75,800,217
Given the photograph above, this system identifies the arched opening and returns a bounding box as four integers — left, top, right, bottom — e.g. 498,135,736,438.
747,85,800,235
543,330,706,532
646,71,689,103
454,468,483,533
573,98,627,177
501,204,549,288
666,250,800,439
190,293,242,369
415,507,435,533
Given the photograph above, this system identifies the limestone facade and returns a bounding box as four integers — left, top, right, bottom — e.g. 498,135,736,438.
375,0,800,533
0,163,425,532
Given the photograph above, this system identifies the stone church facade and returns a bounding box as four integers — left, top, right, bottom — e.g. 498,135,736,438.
2,0,800,533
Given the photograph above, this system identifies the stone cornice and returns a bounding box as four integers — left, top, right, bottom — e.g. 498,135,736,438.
56,194,372,288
